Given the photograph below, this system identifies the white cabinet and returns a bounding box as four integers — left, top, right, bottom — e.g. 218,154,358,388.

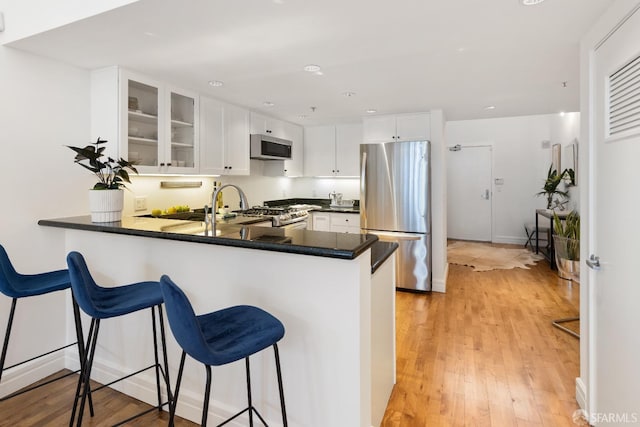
200,97,250,176
310,212,360,234
91,66,199,175
263,120,304,177
223,104,250,175
363,113,430,143
250,112,286,137
304,123,362,177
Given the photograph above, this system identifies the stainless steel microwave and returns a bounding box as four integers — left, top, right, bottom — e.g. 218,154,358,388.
250,134,293,160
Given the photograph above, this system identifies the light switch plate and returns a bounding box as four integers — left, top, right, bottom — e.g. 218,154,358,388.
135,196,147,211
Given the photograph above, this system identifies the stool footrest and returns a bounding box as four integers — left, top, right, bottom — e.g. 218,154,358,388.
217,406,268,427
2,341,78,372
0,368,80,402
111,400,171,427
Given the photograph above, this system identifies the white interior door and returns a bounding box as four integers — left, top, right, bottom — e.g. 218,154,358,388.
590,7,640,421
446,145,492,241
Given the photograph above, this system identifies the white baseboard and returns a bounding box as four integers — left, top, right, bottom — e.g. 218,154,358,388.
492,235,528,245
576,377,587,410
0,352,67,398
83,355,259,427
432,264,449,293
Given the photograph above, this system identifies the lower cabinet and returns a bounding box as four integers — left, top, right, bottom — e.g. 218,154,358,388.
310,212,360,234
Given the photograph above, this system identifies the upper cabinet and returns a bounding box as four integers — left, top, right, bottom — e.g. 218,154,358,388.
200,97,250,176
363,113,430,143
304,123,362,177
91,67,199,174
253,113,304,177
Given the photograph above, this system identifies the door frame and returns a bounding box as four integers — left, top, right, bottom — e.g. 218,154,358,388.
445,143,494,242
579,0,640,416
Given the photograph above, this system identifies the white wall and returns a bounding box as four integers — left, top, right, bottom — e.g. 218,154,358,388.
0,45,93,396
0,0,139,44
446,113,580,244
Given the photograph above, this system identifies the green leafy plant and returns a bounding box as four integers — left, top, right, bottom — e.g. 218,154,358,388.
537,165,569,209
553,211,580,260
67,137,138,190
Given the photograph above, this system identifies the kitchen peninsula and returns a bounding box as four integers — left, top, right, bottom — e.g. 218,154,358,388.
38,215,397,427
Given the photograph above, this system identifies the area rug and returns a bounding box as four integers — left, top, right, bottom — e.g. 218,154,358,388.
447,241,544,272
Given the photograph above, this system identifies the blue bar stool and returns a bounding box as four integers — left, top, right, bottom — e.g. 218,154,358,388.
66,251,171,426
159,275,288,427
0,244,90,407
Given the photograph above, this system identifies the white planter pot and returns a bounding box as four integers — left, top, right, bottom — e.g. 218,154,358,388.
88,189,124,223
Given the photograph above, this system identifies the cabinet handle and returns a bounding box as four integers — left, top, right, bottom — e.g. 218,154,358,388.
284,169,288,172
266,129,272,133
167,163,172,166
160,163,165,166
228,166,232,170
336,170,340,173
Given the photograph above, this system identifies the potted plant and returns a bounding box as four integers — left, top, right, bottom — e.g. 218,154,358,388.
537,165,570,210
553,211,580,282
67,137,138,222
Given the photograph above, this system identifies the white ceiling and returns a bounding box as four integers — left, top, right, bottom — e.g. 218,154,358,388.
8,0,614,125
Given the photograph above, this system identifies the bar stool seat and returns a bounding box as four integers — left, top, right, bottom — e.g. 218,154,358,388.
159,275,287,427
66,251,171,426
0,244,89,402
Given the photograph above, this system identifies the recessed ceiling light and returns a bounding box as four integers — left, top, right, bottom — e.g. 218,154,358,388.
298,114,308,119
263,101,275,107
208,80,224,87
366,109,377,114
520,0,545,5
304,64,321,73
484,105,496,110
342,91,356,97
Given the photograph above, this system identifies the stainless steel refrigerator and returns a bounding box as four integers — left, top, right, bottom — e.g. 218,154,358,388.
360,140,431,292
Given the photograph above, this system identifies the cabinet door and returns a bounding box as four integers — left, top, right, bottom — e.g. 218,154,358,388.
395,113,430,141
121,70,165,173
167,87,198,173
335,123,362,177
284,122,304,176
330,213,359,233
224,104,250,175
304,125,336,176
199,96,225,175
363,115,397,143
312,212,331,231
250,112,268,135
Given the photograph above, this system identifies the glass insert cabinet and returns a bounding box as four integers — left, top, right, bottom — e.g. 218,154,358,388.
121,70,198,174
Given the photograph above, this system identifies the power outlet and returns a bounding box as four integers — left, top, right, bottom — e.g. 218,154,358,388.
134,196,147,211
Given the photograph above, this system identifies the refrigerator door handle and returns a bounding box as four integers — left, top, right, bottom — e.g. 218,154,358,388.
367,230,422,241
360,151,367,225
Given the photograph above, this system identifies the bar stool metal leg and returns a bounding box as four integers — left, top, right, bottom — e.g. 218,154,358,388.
274,343,288,427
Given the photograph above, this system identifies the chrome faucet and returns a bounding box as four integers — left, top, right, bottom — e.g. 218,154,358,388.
204,184,249,236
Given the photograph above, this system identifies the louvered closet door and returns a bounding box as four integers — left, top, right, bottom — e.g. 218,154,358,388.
590,4,640,420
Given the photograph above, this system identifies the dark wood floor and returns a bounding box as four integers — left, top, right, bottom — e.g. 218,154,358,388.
0,246,579,426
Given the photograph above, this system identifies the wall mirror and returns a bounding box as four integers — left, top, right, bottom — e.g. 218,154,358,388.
563,140,578,186
552,143,561,174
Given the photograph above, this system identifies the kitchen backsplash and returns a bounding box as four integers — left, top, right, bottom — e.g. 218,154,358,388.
123,173,359,216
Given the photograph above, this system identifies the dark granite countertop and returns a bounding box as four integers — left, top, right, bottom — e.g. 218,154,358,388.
38,215,378,261
370,241,398,274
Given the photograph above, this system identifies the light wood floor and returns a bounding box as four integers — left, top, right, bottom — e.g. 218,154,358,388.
381,245,580,426
0,247,579,426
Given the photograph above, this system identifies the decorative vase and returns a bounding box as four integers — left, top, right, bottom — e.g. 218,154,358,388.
553,235,580,282
88,189,124,223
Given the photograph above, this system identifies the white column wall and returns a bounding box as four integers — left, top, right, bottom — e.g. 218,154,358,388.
0,46,93,396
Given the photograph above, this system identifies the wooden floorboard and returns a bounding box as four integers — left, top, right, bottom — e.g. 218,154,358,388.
0,244,579,426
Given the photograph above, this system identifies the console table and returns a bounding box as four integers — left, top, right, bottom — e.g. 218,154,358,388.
535,209,572,270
